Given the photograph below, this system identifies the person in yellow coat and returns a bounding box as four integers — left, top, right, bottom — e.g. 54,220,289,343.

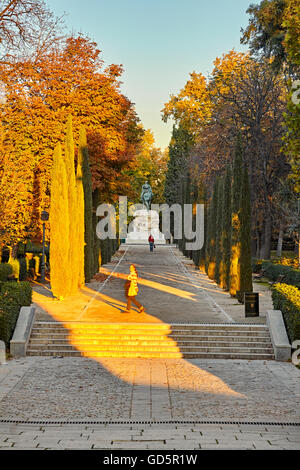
124,264,144,313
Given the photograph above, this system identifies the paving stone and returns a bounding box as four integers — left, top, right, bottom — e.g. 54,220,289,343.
200,443,255,450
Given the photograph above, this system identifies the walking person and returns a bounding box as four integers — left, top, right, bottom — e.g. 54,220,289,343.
124,264,144,313
148,233,155,252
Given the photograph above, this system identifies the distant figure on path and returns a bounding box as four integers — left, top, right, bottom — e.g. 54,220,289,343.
148,234,154,252
124,264,144,313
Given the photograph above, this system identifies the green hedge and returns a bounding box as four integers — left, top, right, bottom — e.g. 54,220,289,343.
272,283,300,343
262,261,300,288
0,264,13,282
0,281,32,346
252,258,263,273
18,258,28,281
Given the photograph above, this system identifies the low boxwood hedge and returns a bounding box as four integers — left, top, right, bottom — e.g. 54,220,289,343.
0,264,13,282
0,281,32,346
272,283,300,343
262,261,300,288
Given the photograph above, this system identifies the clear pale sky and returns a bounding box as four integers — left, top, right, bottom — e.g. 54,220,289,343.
47,0,252,149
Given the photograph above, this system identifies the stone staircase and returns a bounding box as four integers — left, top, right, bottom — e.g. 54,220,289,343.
27,322,275,360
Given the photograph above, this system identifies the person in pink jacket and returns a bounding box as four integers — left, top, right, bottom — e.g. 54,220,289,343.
124,264,144,313
148,234,154,252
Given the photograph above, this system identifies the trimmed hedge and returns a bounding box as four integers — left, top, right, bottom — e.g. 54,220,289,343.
18,258,28,281
0,264,13,282
262,261,300,288
272,283,300,343
0,281,32,346
252,258,263,274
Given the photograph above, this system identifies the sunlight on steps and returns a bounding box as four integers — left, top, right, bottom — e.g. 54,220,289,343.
27,321,275,361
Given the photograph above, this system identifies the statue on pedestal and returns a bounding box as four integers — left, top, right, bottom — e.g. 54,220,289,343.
125,180,166,245
140,181,153,211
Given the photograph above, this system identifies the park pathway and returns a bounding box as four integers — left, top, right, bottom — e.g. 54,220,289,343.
0,244,299,450
32,244,272,324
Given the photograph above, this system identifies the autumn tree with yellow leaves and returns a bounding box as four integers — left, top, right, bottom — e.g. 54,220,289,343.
0,35,142,250
162,49,289,260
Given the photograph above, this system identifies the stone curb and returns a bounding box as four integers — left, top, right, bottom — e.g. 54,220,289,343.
0,340,6,365
266,310,291,361
10,306,36,357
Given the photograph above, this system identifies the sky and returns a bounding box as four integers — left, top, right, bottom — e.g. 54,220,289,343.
47,0,252,149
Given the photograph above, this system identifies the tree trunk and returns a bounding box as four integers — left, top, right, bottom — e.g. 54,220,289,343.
276,226,284,258
261,215,272,260
259,229,264,259
256,229,261,258
251,234,257,258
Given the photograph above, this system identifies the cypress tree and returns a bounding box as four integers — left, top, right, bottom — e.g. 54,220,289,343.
239,165,253,293
50,143,70,299
76,130,85,288
205,197,211,274
79,126,94,282
164,125,191,207
181,173,192,258
92,188,101,273
208,179,219,280
164,124,192,243
220,165,232,290
198,179,207,270
230,134,243,296
214,177,223,285
64,115,78,294
192,177,206,268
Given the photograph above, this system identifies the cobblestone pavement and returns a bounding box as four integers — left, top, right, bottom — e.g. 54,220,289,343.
0,357,299,426
0,421,299,450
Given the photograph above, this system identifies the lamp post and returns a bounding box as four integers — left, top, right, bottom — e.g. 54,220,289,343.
40,210,49,283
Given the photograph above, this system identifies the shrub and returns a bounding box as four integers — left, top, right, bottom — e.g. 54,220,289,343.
18,258,28,281
0,264,13,282
252,258,263,273
0,248,9,263
0,281,32,346
8,259,20,280
276,257,299,268
262,261,300,288
272,283,300,343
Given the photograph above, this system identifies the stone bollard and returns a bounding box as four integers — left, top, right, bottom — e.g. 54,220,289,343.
0,340,6,365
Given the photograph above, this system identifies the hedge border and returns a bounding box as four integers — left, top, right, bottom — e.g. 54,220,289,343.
271,283,300,344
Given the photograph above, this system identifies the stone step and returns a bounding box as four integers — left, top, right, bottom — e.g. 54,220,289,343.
26,343,274,354
28,338,272,348
29,331,271,342
28,321,274,360
33,321,268,332
30,327,270,338
26,349,275,360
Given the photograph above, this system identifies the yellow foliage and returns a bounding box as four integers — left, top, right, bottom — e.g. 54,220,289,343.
25,253,33,272
230,243,241,296
34,256,40,276
76,128,86,288
8,246,19,280
273,283,300,309
208,262,216,280
50,143,71,299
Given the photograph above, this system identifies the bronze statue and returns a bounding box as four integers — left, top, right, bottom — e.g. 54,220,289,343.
140,181,153,211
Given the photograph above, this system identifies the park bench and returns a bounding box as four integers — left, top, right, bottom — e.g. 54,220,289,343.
252,269,265,280
268,274,286,286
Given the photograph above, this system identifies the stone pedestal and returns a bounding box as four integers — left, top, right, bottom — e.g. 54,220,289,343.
125,209,166,245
